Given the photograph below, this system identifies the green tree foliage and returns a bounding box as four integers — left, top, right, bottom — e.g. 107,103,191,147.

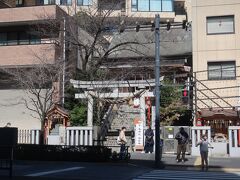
160,81,189,126
70,105,87,126
64,85,88,126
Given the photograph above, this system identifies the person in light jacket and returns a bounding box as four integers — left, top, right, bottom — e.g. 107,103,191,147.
118,127,127,159
196,134,213,171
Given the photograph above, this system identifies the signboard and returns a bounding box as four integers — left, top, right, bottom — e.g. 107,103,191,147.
134,118,144,150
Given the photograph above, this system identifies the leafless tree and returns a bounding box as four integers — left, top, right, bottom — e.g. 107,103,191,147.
0,2,153,132
51,2,152,125
0,58,64,132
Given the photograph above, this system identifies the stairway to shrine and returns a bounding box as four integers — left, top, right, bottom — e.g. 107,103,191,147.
103,104,140,152
49,124,60,135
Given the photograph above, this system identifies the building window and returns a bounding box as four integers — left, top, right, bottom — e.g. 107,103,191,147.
207,15,234,35
16,0,24,7
7,32,18,45
30,35,41,44
77,0,92,6
0,32,41,46
19,32,29,45
57,0,72,5
131,0,173,12
208,61,236,80
0,33,7,46
44,0,55,5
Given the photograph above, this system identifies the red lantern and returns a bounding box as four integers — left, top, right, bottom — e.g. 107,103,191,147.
196,118,202,126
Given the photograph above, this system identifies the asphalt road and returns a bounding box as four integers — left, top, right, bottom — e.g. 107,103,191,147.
0,161,152,180
1,160,240,180
1,154,240,180
134,169,240,180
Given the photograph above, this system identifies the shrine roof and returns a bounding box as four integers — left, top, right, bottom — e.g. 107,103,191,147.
107,28,192,59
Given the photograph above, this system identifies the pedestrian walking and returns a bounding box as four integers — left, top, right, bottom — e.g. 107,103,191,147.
117,127,127,159
196,134,213,171
175,127,189,162
144,126,154,153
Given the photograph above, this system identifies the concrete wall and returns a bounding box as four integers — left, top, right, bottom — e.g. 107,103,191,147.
192,0,240,108
0,5,58,23
0,89,41,129
0,44,56,66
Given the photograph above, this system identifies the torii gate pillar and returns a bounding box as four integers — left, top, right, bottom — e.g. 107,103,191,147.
75,92,94,127
87,95,93,127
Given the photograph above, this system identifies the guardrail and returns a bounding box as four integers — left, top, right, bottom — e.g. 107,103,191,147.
66,127,93,146
18,129,40,145
229,126,240,157
191,126,211,156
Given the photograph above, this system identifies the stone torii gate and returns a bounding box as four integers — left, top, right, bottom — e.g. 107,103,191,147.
70,78,161,149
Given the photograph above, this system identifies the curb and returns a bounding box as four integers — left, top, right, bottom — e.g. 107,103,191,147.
129,159,240,173
163,164,240,172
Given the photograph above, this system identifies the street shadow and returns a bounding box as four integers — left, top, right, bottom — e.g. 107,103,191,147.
129,158,240,180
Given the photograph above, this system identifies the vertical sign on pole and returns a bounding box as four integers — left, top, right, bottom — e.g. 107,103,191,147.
134,118,144,151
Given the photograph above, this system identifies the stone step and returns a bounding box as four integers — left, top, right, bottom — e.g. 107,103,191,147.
104,136,132,146
107,130,133,134
49,124,60,135
104,104,140,151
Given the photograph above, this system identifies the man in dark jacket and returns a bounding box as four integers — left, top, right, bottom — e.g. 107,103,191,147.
175,127,189,162
144,126,154,153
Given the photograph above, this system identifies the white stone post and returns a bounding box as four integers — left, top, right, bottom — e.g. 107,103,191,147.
89,130,93,145
228,126,240,157
31,129,40,144
75,130,79,145
234,129,238,148
87,95,93,127
80,130,83,145
85,130,88,145
70,130,74,145
36,130,39,145
31,130,35,144
66,129,70,145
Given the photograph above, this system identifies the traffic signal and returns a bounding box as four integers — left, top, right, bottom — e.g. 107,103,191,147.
182,85,189,104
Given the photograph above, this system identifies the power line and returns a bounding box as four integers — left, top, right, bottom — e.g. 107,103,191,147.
198,95,240,101
199,85,240,91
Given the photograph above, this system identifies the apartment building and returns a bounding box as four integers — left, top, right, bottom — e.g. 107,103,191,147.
0,4,69,129
192,0,240,133
1,0,189,22
0,0,191,131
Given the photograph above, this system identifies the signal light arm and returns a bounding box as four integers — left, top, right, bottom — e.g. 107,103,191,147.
118,21,191,33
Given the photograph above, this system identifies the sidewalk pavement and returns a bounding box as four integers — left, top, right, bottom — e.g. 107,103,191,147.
130,152,240,172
